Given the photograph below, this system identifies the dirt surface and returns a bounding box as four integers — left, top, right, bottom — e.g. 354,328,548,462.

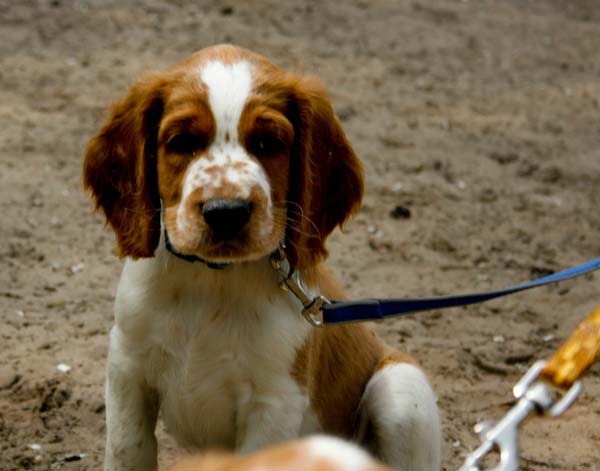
1,1,600,470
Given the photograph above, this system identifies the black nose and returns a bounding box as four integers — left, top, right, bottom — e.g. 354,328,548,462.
202,199,252,240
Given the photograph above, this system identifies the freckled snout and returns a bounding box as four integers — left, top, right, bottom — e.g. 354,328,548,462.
202,199,252,240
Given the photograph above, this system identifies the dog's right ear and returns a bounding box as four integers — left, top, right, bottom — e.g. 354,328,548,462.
83,74,167,258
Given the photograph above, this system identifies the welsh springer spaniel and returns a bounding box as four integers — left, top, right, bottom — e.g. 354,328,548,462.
84,44,441,471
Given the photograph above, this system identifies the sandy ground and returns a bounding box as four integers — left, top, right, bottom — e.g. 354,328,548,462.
1,1,600,470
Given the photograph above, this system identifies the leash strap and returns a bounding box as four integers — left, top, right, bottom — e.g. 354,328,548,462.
541,305,600,388
321,258,600,324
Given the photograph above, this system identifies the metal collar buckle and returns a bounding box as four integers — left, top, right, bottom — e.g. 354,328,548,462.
269,245,329,327
460,360,582,471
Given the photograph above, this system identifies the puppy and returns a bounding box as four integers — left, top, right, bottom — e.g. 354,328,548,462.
84,44,441,471
169,436,393,471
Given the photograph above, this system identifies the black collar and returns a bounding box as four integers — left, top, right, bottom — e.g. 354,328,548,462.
163,229,231,270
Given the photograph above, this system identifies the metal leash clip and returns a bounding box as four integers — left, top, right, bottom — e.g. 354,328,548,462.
270,244,330,327
460,305,600,470
459,360,582,471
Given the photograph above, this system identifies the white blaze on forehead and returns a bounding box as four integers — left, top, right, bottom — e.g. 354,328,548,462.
201,60,252,142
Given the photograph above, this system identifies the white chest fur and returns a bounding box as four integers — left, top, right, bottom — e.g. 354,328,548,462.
109,248,311,451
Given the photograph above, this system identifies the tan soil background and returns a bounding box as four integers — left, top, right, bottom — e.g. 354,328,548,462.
1,1,600,470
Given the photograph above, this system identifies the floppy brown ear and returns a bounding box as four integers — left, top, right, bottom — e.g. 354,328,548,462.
286,77,364,270
83,75,166,258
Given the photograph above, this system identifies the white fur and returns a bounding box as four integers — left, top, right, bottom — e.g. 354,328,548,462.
177,60,271,235
360,363,441,471
104,238,311,471
201,60,252,144
104,242,442,471
305,435,373,469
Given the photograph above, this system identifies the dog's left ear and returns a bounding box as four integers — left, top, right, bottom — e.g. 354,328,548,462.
285,77,364,270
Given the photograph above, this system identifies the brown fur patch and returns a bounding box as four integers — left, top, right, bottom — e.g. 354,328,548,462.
291,266,385,438
278,77,364,270
83,73,169,258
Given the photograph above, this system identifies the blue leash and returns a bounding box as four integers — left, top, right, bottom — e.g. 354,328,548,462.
320,258,600,324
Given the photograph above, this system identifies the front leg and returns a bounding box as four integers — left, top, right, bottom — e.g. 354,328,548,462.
104,327,159,471
236,379,308,453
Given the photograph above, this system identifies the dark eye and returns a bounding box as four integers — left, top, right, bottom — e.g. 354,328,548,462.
166,133,208,155
248,133,286,157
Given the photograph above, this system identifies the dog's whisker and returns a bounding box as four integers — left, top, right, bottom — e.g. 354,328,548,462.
274,201,323,241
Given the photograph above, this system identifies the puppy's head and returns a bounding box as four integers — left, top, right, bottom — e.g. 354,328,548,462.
84,45,363,269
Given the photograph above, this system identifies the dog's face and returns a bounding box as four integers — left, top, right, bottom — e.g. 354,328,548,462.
157,53,294,263
84,45,363,269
